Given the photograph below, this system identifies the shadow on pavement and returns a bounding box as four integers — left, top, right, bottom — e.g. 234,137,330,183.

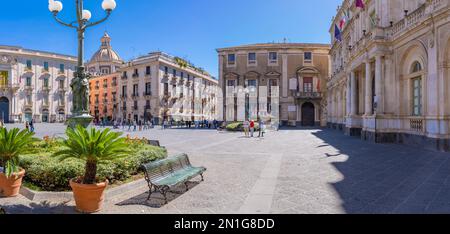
116,181,200,208
0,200,76,214
313,129,450,214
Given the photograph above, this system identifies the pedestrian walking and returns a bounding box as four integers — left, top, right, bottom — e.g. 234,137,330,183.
243,119,250,137
138,120,142,131
30,119,35,133
250,119,255,137
25,121,29,131
258,119,266,138
133,120,137,131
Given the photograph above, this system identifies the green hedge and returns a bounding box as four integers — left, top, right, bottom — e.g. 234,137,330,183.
19,138,167,191
225,122,260,132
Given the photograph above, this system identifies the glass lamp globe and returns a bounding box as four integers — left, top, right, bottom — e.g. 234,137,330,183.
48,1,63,13
102,0,117,11
82,10,92,21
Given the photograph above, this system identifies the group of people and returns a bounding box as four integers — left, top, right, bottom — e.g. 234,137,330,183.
25,120,35,133
117,119,154,132
243,119,266,138
161,119,219,130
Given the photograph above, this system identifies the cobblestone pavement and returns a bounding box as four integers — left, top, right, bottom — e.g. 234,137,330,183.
1,123,450,214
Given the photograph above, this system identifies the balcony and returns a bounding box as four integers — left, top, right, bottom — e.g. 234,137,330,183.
132,93,139,99
294,92,322,99
121,74,128,79
112,82,117,86
132,73,139,78
24,67,34,74
143,92,152,97
42,86,52,92
24,85,34,91
120,94,128,99
57,71,66,77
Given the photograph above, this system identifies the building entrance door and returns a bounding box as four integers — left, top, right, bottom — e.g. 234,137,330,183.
301,102,315,126
0,97,10,123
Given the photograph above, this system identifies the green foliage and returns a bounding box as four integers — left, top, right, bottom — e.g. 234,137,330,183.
20,141,167,191
225,122,260,132
0,128,37,178
53,126,131,184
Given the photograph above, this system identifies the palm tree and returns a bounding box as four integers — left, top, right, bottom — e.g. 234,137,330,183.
0,128,36,177
53,125,130,184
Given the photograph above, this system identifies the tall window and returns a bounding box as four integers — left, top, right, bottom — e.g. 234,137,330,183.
248,53,256,65
26,60,32,69
59,64,65,73
228,54,236,65
59,80,65,89
227,80,236,87
145,82,151,95
133,84,139,96
26,77,32,86
43,77,49,87
173,69,177,77
247,79,257,87
411,61,423,116
269,52,278,64
181,72,184,79
146,66,151,75
122,86,127,97
164,66,168,75
303,77,313,92
43,62,49,71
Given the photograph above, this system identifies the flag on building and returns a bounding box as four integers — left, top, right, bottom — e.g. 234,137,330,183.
356,0,365,9
334,24,342,42
339,11,349,30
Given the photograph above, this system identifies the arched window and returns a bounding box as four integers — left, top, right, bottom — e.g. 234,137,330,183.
410,61,423,116
411,61,422,73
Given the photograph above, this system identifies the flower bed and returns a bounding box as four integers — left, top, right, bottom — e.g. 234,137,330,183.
19,136,167,192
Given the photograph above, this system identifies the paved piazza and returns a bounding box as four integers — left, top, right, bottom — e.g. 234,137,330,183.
1,123,450,214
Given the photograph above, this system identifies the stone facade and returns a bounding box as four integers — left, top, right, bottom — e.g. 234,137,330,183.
88,72,119,122
117,52,218,124
217,43,330,127
328,0,450,151
0,45,76,123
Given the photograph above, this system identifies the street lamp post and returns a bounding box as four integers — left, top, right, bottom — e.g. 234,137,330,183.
48,0,116,128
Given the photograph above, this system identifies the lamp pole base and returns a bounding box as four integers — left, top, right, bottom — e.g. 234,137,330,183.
67,113,93,129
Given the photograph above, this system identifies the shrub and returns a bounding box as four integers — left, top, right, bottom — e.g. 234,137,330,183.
19,139,167,191
225,122,260,132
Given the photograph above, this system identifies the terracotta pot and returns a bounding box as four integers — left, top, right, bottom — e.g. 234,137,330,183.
70,179,108,213
0,169,25,197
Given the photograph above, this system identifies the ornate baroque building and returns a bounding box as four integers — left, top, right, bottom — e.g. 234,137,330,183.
86,32,124,76
87,32,124,122
327,0,450,151
117,52,218,124
0,45,76,123
217,43,330,127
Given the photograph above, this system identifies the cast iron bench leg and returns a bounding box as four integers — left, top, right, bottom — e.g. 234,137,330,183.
185,181,189,192
200,173,204,181
147,184,153,201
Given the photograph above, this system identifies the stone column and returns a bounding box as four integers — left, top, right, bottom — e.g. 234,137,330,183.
346,74,351,116
350,71,357,116
375,55,383,114
365,60,373,116
282,54,288,98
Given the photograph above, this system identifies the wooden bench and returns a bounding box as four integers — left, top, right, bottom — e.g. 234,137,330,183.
141,154,206,204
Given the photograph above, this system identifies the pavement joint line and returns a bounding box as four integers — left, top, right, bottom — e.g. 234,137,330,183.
238,153,283,214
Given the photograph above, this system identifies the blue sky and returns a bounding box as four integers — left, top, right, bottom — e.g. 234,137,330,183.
0,0,341,77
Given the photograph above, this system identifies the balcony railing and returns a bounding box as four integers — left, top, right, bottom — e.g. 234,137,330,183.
143,92,152,97
132,73,139,78
294,92,322,99
121,74,128,79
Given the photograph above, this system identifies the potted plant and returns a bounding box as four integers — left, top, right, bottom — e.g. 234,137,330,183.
0,128,36,197
53,126,130,213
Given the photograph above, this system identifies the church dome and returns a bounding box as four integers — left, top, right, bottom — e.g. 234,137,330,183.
89,32,123,63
